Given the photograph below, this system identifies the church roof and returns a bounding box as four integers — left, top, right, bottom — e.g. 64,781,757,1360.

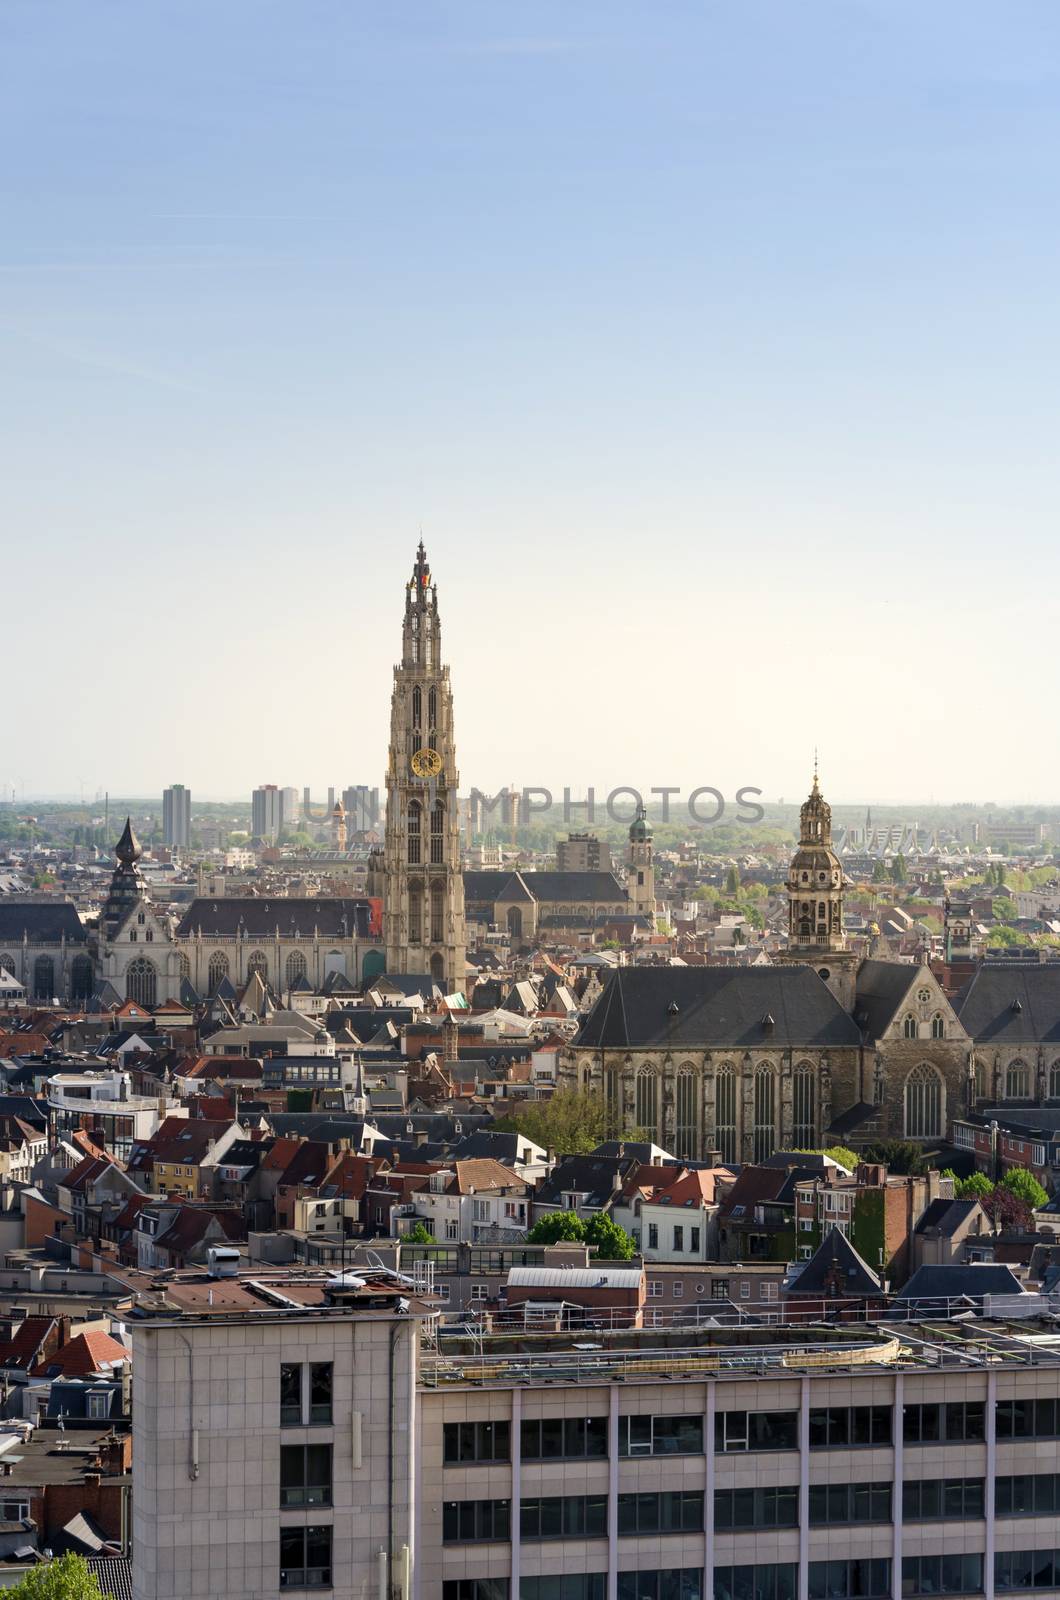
175,897,373,940
853,959,920,1041
954,963,1060,1044
576,966,861,1050
0,900,87,945
465,870,627,906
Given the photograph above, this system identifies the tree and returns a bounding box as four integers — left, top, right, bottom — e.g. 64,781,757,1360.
793,1146,858,1172
892,853,907,884
492,1087,633,1155
8,1554,108,1599
1000,1167,1048,1211
584,1212,636,1260
526,1211,586,1244
981,1185,1032,1232
403,1221,435,1244
954,1172,995,1201
859,1140,927,1175
725,865,741,895
992,897,1017,924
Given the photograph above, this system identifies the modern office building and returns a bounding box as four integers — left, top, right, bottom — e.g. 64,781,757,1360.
252,784,285,842
131,1265,1060,1600
162,784,191,849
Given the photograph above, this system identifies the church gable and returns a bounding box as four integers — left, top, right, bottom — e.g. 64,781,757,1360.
856,960,966,1045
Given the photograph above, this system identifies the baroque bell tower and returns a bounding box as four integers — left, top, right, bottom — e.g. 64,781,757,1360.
383,542,466,993
777,765,858,1009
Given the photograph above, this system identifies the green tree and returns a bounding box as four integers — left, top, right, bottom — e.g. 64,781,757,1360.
403,1221,435,1244
725,865,741,895
526,1211,586,1244
859,1139,927,1175
8,1554,108,1599
584,1212,636,1260
793,1146,858,1171
892,853,907,884
872,860,887,883
1000,1168,1048,1211
954,1172,995,1201
492,1087,634,1154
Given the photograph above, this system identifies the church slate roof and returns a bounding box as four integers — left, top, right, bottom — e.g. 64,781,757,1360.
576,966,861,1050
175,897,373,939
0,900,87,944
853,959,919,1042
465,870,628,907
953,963,1060,1044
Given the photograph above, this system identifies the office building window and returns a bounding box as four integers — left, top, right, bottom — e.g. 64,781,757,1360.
447,1584,510,1600
901,1556,983,1597
808,1483,891,1525
521,1416,607,1460
280,1445,332,1507
997,1474,1060,1516
809,1406,891,1448
807,1560,890,1600
619,1413,703,1456
902,1478,984,1521
715,1487,797,1531
520,1580,602,1600
279,1525,331,1589
996,1399,1060,1440
903,1402,984,1443
443,1500,510,1542
714,1410,799,1453
443,1421,510,1464
715,1566,795,1600
618,1493,704,1535
280,1362,332,1426
521,1496,607,1540
618,1573,702,1600
995,1551,1060,1592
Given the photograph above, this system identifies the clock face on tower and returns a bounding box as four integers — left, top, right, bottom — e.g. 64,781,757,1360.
410,747,443,779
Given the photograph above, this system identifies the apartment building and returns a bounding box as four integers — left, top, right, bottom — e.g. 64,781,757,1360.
131,1263,1060,1600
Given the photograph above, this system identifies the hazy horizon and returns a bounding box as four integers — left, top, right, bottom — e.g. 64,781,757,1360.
5,3,1060,802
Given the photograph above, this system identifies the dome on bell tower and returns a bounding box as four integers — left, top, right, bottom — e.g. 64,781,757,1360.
629,804,652,843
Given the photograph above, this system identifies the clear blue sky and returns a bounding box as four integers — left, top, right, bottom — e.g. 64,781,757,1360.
3,2,1059,805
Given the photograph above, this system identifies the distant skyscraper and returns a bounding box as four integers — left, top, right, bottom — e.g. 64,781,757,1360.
342,785,379,833
280,786,300,827
162,784,191,849
252,784,284,842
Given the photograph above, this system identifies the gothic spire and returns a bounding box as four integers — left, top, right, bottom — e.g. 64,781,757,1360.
115,816,142,867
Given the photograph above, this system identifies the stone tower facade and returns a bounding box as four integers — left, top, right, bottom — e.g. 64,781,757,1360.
383,543,466,993
779,767,859,1009
628,804,655,921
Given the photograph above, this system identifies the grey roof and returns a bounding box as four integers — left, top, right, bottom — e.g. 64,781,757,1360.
915,1197,981,1237
789,1225,882,1297
826,1101,879,1137
175,897,373,939
0,900,87,944
853,959,919,1041
954,963,1060,1044
576,966,861,1050
84,1557,132,1600
465,870,628,907
535,1154,638,1208
897,1263,1025,1301
179,976,201,1008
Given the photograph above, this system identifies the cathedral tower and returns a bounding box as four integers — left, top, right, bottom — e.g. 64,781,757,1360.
778,766,858,1008
383,543,466,993
628,804,655,922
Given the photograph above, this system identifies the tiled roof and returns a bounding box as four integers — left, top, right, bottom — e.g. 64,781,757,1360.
954,963,1060,1044
33,1330,129,1377
175,897,373,939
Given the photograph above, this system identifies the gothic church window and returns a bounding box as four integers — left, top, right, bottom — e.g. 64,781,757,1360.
33,956,54,1000
793,1064,815,1148
753,1065,776,1163
716,1066,737,1165
675,1069,697,1159
286,951,307,987
126,957,157,1009
407,801,422,865
412,687,422,728
431,801,445,865
1005,1060,1031,1100
903,1014,917,1039
247,951,268,982
1049,1063,1060,1100
931,1014,945,1039
70,955,94,1003
635,1068,658,1136
905,1064,941,1139
208,952,229,994
430,882,444,943
0,955,16,980
409,883,423,944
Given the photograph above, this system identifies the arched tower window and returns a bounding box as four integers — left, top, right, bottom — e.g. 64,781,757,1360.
430,881,444,944
286,950,307,987
408,881,423,945
431,800,445,865
1005,1060,1031,1100
33,955,54,1000
635,1068,658,1137
247,951,268,983
675,1068,698,1159
126,957,157,1009
905,1064,941,1139
716,1065,737,1166
792,1062,815,1148
407,800,421,865
208,951,229,994
604,1065,620,1126
412,686,422,729
753,1065,776,1163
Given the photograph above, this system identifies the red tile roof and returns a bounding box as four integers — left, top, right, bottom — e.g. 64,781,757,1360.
33,1330,129,1378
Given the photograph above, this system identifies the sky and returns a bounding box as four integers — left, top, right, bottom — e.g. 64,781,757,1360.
3,1,1060,807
